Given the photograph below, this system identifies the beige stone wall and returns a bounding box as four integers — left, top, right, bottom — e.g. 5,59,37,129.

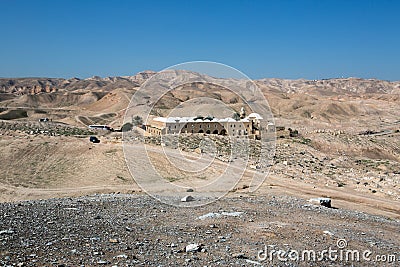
145,125,162,136
147,118,260,138
225,121,251,136
164,121,252,136
175,121,226,135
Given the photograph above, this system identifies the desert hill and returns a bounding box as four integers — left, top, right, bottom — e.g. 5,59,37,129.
0,71,399,214
1,72,399,128
1,72,399,99
0,72,399,160
257,77,400,95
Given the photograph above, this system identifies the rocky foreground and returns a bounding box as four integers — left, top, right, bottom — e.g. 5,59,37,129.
0,194,399,267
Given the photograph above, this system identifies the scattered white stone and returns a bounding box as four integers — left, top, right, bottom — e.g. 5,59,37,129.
116,254,128,258
185,243,200,252
323,230,334,236
198,211,244,220
198,212,220,220
64,207,79,211
181,195,194,202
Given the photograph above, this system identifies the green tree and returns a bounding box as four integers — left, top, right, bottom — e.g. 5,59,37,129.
121,122,133,132
132,115,143,126
232,112,240,121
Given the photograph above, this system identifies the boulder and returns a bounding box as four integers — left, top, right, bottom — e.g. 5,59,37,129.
181,195,194,202
185,243,201,252
309,197,332,208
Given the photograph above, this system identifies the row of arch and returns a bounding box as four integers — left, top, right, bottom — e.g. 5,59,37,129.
198,129,250,136
197,129,226,135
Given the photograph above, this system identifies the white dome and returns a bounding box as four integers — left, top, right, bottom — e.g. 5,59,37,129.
247,113,263,120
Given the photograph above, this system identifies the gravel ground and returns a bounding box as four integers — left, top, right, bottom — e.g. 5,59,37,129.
1,194,399,267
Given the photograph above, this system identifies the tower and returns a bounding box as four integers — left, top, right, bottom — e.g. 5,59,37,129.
239,107,246,119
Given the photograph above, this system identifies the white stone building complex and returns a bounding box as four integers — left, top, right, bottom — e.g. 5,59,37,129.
145,112,273,140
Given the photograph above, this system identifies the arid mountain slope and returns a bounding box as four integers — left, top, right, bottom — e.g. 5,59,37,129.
0,72,399,223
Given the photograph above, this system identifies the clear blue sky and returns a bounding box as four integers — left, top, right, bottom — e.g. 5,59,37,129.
1,0,399,80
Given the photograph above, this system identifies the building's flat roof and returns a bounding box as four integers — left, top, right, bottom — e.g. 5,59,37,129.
88,125,111,128
153,116,252,123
